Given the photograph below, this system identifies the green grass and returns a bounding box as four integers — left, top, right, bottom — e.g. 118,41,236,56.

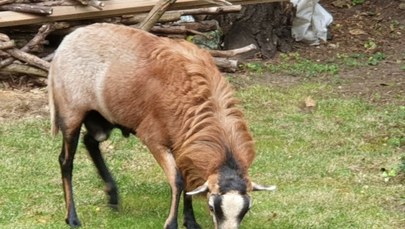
244,53,339,77
1,81,404,228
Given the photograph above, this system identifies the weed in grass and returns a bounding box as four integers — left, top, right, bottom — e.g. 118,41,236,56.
245,62,265,73
352,0,365,5
266,53,339,77
337,53,367,67
364,39,377,50
367,52,386,66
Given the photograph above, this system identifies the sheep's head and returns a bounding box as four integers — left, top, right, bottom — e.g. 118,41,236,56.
187,174,276,229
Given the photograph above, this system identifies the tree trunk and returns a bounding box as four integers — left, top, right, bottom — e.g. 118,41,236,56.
211,2,294,59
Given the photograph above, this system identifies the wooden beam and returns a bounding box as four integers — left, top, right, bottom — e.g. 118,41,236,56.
0,0,286,27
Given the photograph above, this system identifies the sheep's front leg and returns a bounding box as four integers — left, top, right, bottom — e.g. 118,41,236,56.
183,194,201,229
150,145,184,229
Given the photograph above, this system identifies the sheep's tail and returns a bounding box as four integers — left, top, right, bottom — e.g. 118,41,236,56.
48,66,59,137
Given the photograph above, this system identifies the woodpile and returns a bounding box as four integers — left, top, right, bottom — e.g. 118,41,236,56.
0,0,286,79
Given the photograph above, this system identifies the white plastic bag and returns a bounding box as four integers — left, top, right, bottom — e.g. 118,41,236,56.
290,0,333,45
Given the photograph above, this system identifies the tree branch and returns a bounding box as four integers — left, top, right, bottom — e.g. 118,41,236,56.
208,44,257,57
0,3,53,15
138,0,176,31
6,48,50,70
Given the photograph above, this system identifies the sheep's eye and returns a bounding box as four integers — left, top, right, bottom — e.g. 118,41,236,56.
208,205,214,212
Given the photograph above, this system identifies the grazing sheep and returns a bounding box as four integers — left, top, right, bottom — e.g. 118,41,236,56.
48,23,275,229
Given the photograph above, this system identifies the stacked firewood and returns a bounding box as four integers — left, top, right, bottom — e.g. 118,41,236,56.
0,0,264,79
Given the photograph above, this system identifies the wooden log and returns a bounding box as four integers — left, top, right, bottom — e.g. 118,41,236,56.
0,23,63,68
0,63,47,77
177,4,241,15
0,40,15,49
0,32,10,41
6,48,50,70
88,0,105,10
0,3,53,15
73,0,105,10
149,21,218,35
0,0,287,27
0,50,9,57
214,57,238,72
120,5,242,25
20,22,66,52
138,0,236,32
42,52,54,62
0,0,15,6
14,0,46,3
138,0,176,31
150,27,207,38
120,12,182,25
39,0,77,7
204,0,232,6
180,20,218,32
150,25,188,34
208,44,257,57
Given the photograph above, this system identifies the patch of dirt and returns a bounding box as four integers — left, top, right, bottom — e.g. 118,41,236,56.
295,0,405,104
0,88,48,122
241,0,405,105
0,0,404,123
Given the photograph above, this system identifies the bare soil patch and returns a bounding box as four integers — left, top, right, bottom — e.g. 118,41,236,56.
297,0,405,104
0,88,48,122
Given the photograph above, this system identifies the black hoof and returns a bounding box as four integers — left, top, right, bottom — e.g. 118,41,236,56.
184,221,201,229
108,194,119,210
108,203,119,211
165,220,178,229
65,217,81,228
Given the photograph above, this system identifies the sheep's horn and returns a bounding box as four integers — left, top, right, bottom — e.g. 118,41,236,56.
186,182,209,195
252,182,277,192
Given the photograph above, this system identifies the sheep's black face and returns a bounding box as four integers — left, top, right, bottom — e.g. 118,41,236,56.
208,191,252,229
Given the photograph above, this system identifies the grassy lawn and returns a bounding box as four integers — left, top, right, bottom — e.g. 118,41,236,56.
0,72,404,228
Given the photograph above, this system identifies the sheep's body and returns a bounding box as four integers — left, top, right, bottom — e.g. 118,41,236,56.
49,23,274,229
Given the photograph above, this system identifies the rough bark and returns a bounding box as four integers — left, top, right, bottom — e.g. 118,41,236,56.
211,2,294,59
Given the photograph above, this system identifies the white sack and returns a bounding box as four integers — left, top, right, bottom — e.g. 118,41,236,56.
290,0,333,45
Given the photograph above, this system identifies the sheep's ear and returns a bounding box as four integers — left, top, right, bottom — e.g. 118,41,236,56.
186,182,209,196
252,182,277,192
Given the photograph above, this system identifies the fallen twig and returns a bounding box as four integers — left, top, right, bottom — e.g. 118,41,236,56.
0,3,53,15
208,44,257,57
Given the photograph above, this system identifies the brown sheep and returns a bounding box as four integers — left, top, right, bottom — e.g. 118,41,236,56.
48,23,275,229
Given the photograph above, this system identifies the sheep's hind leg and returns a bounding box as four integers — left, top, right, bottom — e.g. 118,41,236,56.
59,127,82,227
83,111,119,209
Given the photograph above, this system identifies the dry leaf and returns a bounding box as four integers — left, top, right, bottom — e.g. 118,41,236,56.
305,96,316,108
349,29,367,36
332,0,351,8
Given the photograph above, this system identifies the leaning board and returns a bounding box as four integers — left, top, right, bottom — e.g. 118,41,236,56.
0,0,286,28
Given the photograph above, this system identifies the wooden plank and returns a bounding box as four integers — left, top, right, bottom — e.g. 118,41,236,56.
0,0,286,27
